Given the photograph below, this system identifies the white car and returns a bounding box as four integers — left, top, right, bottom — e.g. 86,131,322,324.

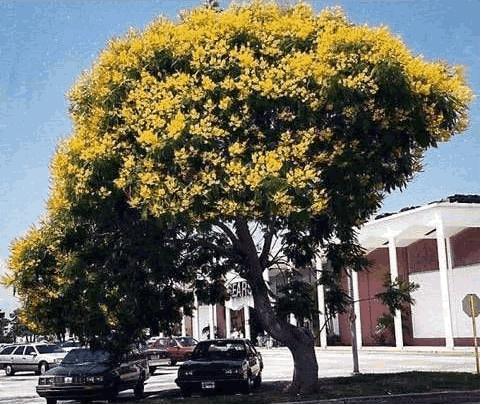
0,343,66,376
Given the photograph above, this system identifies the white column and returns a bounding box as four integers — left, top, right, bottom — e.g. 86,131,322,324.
388,236,404,348
436,219,454,349
263,268,274,347
225,306,231,338
213,304,218,329
289,313,297,326
263,269,270,286
192,295,199,340
351,270,363,349
317,283,328,348
244,305,251,340
209,304,215,339
181,307,186,337
315,257,327,348
446,237,457,336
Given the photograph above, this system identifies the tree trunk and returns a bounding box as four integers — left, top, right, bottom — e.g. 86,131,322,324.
291,337,319,394
234,219,319,394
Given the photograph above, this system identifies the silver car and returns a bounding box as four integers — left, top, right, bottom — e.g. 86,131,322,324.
0,343,66,376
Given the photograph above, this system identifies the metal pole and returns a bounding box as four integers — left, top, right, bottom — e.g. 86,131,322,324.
348,270,360,374
470,296,479,374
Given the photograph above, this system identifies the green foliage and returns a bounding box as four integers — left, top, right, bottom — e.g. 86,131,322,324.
375,276,419,340
275,279,318,321
376,276,419,316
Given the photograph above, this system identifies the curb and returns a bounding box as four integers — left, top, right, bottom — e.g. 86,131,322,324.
258,347,473,357
296,390,481,404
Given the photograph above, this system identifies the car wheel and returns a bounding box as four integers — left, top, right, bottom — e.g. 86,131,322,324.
107,391,118,403
107,381,119,403
240,376,252,394
180,388,192,397
46,399,57,404
39,362,49,375
169,359,177,366
5,364,14,376
149,366,156,375
254,372,262,388
133,377,145,399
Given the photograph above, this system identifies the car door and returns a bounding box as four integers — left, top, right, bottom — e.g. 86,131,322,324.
11,346,26,370
23,345,37,371
0,346,15,367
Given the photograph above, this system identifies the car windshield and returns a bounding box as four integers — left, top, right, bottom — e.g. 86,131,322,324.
175,337,197,347
150,338,168,349
191,341,246,360
62,349,111,364
36,345,64,354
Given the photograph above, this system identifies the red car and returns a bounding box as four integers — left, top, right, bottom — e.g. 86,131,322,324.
151,337,197,366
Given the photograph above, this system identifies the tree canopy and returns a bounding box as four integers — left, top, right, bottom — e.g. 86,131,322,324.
5,1,472,393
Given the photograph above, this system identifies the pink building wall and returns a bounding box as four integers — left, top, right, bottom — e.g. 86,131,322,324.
337,227,480,346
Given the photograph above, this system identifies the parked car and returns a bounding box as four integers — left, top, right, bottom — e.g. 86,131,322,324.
36,347,149,404
139,342,169,374
0,343,66,376
175,339,263,396
58,340,81,353
152,336,197,365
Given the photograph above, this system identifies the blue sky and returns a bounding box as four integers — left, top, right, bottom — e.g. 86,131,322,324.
0,0,479,313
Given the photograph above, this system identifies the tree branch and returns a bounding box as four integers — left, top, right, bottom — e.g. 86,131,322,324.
213,221,238,246
259,227,274,269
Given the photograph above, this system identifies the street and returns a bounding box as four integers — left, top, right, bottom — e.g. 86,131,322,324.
0,348,475,403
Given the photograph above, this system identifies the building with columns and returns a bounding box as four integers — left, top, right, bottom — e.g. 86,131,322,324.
337,194,480,348
179,195,479,348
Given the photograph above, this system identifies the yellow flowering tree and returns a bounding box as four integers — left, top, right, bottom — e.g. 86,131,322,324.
4,203,223,352
7,1,472,393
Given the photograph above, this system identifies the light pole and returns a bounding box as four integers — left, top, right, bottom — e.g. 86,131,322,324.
348,269,360,374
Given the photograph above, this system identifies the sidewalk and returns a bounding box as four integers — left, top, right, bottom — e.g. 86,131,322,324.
321,345,474,356
258,345,473,356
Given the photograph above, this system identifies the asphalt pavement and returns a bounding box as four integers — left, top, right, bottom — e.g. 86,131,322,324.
0,347,475,404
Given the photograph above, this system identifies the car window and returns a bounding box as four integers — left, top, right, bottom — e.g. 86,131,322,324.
191,340,247,360
12,346,25,355
24,346,36,355
0,346,15,355
36,345,63,354
175,337,196,347
62,349,111,364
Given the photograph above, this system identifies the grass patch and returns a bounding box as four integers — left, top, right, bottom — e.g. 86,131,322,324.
140,372,479,403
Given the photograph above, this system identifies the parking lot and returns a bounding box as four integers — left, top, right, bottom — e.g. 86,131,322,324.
0,347,474,403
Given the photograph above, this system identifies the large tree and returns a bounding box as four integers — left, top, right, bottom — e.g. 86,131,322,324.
6,2,471,394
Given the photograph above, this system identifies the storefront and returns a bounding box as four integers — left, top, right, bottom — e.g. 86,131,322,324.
181,195,480,348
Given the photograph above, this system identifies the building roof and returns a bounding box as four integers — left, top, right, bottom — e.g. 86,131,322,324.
374,194,479,220
359,194,480,251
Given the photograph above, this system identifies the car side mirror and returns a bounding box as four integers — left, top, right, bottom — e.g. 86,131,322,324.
32,353,37,357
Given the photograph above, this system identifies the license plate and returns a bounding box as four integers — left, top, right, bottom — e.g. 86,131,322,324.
201,381,215,389
64,377,72,383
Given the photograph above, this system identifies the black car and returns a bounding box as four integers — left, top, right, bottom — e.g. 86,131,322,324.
36,347,149,404
175,339,263,396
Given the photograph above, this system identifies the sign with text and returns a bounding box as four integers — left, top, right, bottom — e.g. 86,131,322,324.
228,281,252,298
